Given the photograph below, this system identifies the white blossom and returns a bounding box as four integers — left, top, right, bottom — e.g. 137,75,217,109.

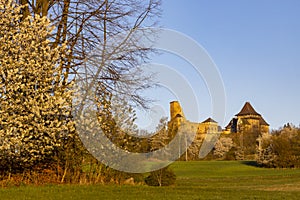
0,0,73,169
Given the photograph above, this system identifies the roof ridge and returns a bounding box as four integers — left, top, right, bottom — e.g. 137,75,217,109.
235,102,261,116
202,117,217,123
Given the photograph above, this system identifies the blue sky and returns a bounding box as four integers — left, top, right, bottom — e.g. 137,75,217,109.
137,0,300,131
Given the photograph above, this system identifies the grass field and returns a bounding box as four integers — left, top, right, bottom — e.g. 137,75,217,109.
1,161,300,200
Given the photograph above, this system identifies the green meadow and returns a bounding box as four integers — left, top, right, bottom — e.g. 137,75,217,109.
1,161,300,200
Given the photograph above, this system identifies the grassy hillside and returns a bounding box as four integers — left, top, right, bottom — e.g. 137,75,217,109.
1,161,300,200
171,161,300,199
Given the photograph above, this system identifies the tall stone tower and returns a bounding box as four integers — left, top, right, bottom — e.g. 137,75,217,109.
170,101,184,120
169,101,185,128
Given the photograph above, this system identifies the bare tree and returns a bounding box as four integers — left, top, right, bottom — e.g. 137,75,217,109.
18,0,161,106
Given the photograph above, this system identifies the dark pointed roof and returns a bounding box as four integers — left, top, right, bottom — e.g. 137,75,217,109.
235,102,261,116
225,121,232,129
259,117,269,126
202,117,217,123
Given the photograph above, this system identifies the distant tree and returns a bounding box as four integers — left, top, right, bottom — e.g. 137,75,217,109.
213,137,233,159
145,166,176,187
185,138,203,161
230,130,260,160
150,117,169,150
256,125,300,168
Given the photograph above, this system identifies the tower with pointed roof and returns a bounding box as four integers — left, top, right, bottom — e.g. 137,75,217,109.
225,102,269,134
197,118,220,134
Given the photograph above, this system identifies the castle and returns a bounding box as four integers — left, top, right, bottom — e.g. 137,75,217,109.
168,101,269,135
168,101,220,135
224,102,269,134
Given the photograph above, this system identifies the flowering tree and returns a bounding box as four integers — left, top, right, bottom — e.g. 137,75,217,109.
213,137,233,158
0,0,73,171
256,125,300,168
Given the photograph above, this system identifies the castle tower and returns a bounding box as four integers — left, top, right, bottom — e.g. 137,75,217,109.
227,102,269,133
170,101,185,120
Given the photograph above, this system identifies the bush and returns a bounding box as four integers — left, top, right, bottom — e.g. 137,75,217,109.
145,167,176,186
213,137,234,159
257,125,300,168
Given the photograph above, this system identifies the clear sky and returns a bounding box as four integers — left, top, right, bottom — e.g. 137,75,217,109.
136,0,300,131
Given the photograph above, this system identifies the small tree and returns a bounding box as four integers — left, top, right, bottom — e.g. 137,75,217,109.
150,117,169,151
256,125,300,168
145,166,176,187
213,137,233,159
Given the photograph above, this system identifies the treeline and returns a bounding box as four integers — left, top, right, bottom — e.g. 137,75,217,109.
257,124,300,168
209,123,300,168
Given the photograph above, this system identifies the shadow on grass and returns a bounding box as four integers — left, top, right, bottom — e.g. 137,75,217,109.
240,161,260,167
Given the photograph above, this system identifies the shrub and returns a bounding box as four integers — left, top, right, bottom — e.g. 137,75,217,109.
145,167,176,186
256,125,300,168
213,137,233,159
